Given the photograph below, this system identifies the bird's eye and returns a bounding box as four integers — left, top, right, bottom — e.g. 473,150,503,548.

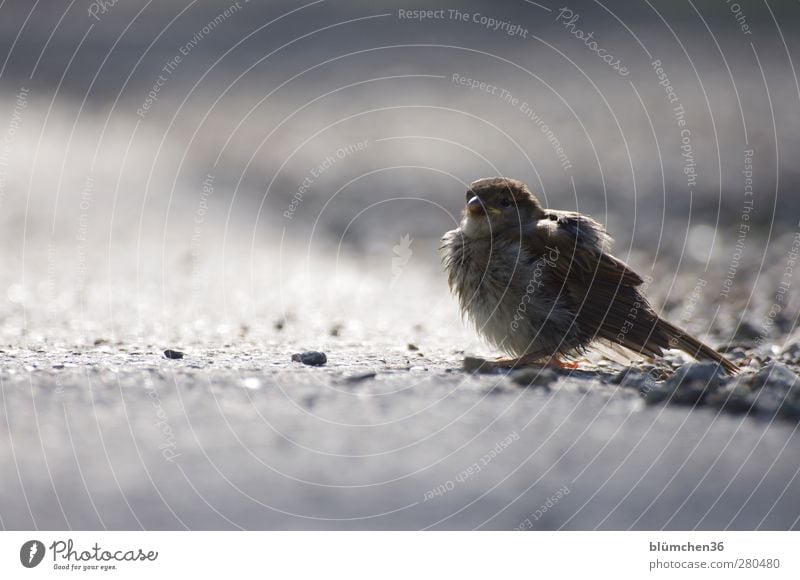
500,198,511,207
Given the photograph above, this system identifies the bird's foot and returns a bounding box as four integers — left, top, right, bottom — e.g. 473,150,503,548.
492,353,576,370
547,355,579,370
492,356,520,368
491,355,544,369
466,354,582,373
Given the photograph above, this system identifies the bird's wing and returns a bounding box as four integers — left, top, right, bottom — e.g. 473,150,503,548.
534,211,643,287
523,210,738,372
525,211,664,357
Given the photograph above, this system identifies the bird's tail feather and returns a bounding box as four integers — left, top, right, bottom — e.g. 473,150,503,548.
656,318,739,374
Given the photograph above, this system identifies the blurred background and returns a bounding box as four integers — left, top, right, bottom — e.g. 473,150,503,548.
1,0,798,345
2,0,800,530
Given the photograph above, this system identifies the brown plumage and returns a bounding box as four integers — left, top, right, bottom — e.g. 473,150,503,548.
440,177,738,374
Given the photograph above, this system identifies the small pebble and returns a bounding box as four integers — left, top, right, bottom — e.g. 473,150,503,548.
291,351,327,366
407,343,419,351
163,349,184,360
463,356,496,374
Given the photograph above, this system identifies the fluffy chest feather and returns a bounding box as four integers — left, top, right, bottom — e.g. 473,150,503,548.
441,227,573,356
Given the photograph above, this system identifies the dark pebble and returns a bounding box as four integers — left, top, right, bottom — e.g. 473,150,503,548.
463,356,500,374
407,343,419,351
292,351,327,366
163,349,184,360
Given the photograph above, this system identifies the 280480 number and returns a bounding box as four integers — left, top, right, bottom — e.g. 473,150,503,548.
736,558,780,569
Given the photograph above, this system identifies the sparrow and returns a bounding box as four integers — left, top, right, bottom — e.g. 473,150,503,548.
440,177,738,373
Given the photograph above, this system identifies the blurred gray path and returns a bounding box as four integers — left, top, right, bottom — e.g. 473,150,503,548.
2,342,798,530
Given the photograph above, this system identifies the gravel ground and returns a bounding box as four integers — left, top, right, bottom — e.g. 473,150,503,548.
2,295,799,530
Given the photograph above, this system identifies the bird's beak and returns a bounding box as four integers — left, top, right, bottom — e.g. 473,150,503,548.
467,196,500,217
467,195,484,215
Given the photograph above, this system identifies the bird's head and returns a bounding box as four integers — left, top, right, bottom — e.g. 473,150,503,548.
461,177,544,236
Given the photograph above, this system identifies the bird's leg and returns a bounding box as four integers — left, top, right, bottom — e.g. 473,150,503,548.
548,355,579,369
492,351,550,369
492,353,579,370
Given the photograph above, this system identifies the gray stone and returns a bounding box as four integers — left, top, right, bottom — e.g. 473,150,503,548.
645,362,729,406
291,351,327,366
748,363,800,419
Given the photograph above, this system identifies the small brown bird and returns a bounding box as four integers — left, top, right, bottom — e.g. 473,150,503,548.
440,177,737,373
